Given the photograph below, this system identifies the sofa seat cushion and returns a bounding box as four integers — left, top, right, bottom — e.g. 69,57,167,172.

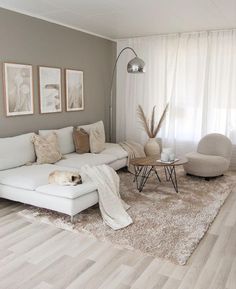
55,153,117,169
103,143,128,160
36,182,97,199
184,152,230,177
0,164,73,191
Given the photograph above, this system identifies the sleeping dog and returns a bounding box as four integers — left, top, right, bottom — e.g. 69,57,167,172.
49,170,82,186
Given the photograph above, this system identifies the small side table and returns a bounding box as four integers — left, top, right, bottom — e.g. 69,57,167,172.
130,156,188,193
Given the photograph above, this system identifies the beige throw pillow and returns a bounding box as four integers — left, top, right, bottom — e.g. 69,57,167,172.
79,121,105,153
89,126,105,153
73,128,90,154
32,133,62,164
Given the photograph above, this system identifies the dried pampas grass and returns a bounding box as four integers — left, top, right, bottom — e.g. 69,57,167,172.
137,103,169,138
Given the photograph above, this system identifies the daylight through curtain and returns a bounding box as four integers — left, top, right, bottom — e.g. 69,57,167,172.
116,30,236,160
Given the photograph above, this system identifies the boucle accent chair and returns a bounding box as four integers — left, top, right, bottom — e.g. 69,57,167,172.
184,133,232,178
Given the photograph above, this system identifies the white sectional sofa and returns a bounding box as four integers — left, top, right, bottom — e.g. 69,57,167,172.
0,127,128,221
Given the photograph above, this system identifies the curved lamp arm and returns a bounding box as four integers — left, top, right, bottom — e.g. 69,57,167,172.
109,47,138,142
110,47,137,94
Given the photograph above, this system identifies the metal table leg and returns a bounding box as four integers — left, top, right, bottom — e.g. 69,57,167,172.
133,165,162,192
133,165,143,183
138,166,153,192
164,167,169,181
165,165,178,193
153,167,162,183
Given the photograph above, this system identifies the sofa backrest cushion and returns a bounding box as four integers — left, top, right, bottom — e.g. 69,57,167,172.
39,126,75,155
79,121,105,153
0,133,36,170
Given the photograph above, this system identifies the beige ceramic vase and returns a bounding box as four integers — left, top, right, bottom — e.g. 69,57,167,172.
144,138,161,156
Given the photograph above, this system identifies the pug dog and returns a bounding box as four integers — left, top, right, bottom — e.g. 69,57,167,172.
49,170,82,186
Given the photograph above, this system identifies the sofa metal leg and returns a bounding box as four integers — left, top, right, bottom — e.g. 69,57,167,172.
70,216,74,223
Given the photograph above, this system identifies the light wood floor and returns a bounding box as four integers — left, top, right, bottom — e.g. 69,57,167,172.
0,186,236,289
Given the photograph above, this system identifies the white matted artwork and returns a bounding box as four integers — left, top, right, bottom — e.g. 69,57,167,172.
39,66,62,114
3,62,34,116
65,69,84,111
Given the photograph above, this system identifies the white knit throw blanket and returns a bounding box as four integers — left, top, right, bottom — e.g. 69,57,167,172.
120,141,146,173
80,164,133,230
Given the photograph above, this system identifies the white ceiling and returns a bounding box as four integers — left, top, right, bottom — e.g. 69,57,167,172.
0,0,235,40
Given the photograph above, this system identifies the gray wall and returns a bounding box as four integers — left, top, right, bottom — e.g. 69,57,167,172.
0,8,116,138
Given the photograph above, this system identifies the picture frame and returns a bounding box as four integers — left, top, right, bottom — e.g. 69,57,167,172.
38,66,62,114
3,62,34,116
65,69,84,111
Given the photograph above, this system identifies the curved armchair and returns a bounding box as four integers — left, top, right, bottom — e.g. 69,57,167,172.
184,133,232,178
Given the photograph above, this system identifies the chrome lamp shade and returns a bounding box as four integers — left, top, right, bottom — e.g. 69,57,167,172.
127,56,145,73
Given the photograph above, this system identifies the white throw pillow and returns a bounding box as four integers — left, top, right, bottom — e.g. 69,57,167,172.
0,133,36,170
79,121,105,153
39,126,75,155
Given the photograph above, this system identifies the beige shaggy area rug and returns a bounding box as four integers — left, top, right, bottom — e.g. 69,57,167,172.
19,168,236,265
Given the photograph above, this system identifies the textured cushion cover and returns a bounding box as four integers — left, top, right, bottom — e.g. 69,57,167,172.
32,133,62,164
39,126,75,155
79,121,105,153
56,152,117,169
0,133,36,170
0,164,72,190
73,128,90,154
184,152,230,177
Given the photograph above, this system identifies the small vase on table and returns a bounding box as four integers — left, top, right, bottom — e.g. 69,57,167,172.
144,138,161,157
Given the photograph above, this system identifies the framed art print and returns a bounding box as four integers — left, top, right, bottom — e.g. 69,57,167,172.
3,62,34,116
65,69,84,111
38,66,62,114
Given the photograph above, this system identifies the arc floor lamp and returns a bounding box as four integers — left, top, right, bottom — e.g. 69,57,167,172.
109,46,145,141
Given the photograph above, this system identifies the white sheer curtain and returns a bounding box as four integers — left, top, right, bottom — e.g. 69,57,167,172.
116,30,236,160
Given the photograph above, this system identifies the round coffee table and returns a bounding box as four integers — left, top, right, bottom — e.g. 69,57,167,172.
130,156,188,193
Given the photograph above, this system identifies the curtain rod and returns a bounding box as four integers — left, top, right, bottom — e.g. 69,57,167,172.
117,27,236,41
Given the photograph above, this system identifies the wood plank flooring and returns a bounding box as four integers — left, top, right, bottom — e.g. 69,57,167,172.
0,184,236,289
